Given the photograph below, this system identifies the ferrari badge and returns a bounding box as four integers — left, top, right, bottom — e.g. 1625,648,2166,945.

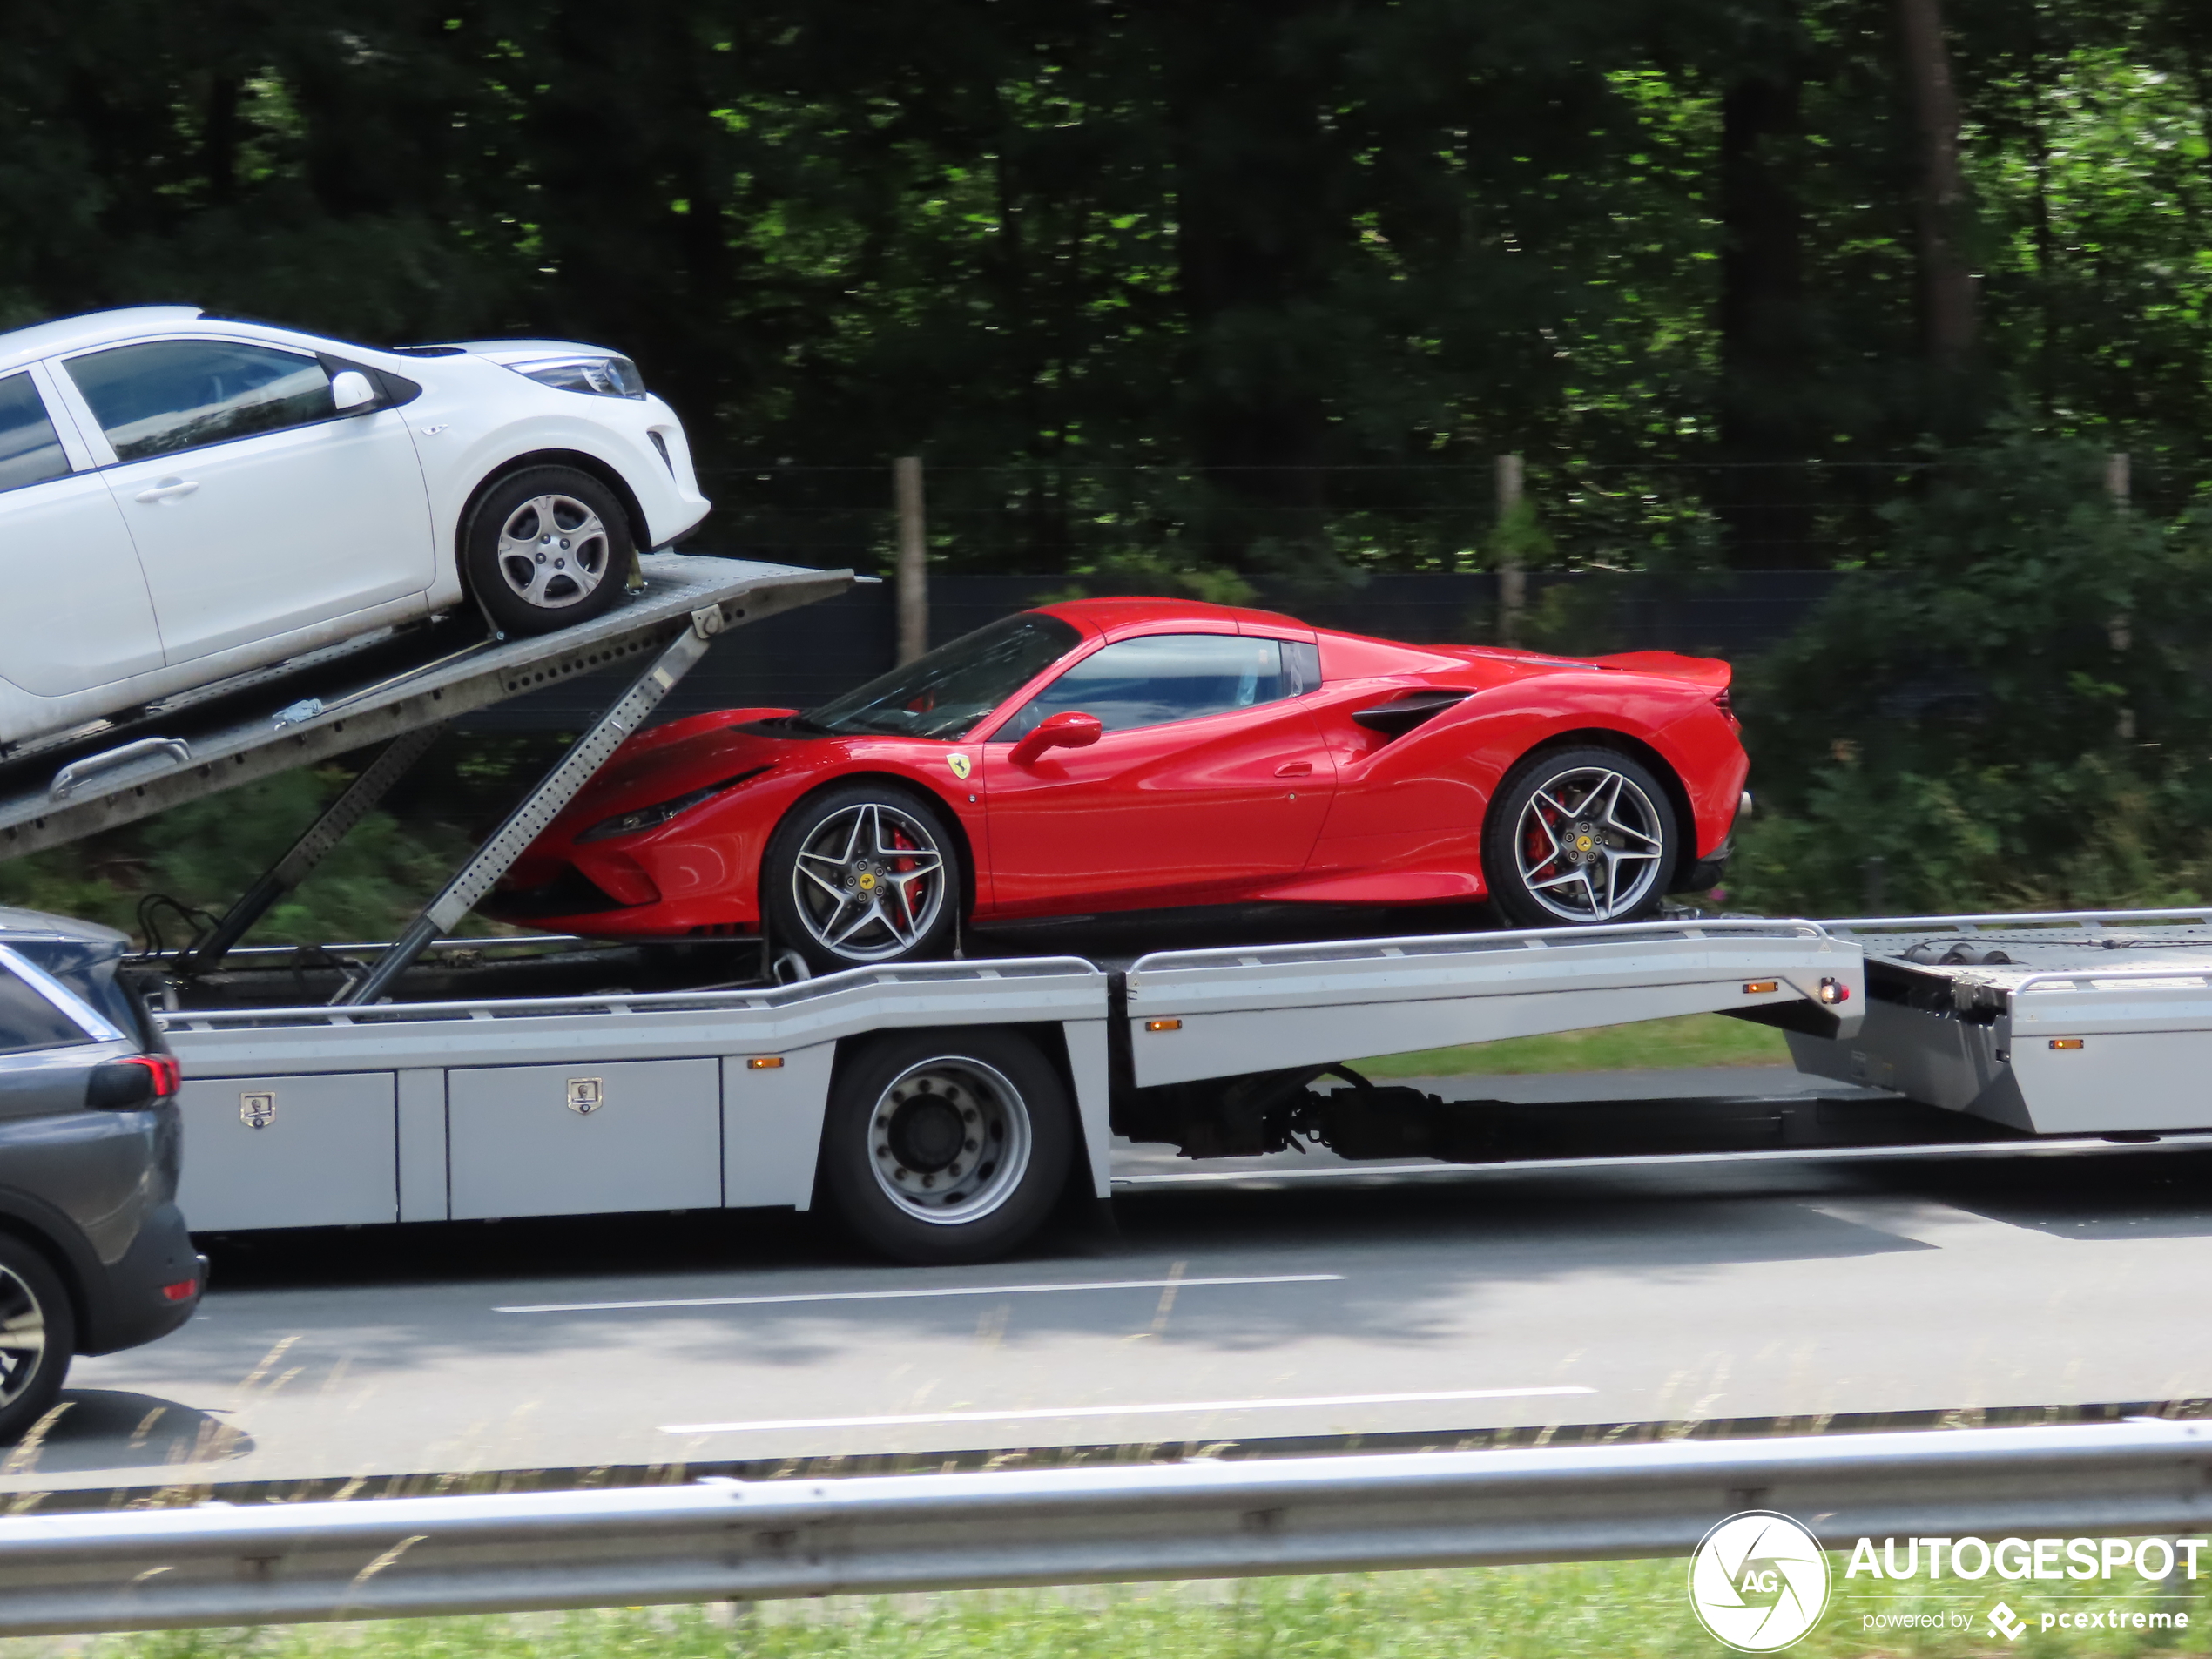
947,753,972,780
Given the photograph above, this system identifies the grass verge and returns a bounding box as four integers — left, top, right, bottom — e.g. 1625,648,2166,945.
32,1561,2204,1659
1352,1011,1791,1080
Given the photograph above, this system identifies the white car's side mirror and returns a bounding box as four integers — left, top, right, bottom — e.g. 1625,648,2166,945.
330,370,379,414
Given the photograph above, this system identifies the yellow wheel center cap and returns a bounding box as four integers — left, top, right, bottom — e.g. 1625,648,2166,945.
857,872,877,891
1575,833,1594,853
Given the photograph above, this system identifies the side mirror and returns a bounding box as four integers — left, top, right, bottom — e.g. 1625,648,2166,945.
1008,710,1103,767
331,370,380,414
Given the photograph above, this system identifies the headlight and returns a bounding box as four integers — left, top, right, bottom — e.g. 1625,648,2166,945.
576,767,769,842
513,354,646,399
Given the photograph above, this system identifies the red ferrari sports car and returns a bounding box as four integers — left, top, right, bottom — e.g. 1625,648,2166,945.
488,597,1750,973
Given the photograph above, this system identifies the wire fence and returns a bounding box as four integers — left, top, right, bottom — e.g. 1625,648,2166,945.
698,459,1959,577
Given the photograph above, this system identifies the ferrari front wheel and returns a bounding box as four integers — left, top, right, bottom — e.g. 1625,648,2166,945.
763,783,961,974
1483,746,1678,928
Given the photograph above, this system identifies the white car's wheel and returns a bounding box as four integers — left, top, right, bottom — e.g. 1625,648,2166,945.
463,465,631,636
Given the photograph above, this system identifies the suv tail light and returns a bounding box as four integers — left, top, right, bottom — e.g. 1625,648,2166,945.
88,1054,181,1109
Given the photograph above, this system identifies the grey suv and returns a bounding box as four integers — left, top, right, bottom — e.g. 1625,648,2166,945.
0,906,201,1439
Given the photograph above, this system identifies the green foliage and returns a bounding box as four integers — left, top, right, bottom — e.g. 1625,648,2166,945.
1728,435,2212,914
7,1,2210,583
0,770,483,949
1355,1012,1790,1079
60,1565,2212,1659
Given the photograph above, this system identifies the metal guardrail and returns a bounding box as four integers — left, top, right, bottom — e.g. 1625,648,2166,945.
3,1420,2211,1635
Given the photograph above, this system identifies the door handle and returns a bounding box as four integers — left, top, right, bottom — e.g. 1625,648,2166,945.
133,478,199,503
1275,761,1314,778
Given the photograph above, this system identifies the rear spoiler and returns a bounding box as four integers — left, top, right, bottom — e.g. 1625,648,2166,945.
1591,651,1732,689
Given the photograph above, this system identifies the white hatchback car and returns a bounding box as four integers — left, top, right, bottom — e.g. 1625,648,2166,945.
0,307,711,751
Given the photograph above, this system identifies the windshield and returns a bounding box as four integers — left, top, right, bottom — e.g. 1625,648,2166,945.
807,612,1082,738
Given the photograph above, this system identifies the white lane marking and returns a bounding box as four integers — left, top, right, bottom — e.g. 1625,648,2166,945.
662,1385,1595,1436
496,1272,1344,1315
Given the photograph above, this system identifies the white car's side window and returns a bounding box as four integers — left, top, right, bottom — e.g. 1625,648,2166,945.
0,372,72,493
65,340,335,464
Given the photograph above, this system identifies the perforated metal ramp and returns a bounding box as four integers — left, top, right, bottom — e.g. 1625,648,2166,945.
0,554,850,860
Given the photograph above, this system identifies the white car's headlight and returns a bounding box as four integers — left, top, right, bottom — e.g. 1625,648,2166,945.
511,354,647,399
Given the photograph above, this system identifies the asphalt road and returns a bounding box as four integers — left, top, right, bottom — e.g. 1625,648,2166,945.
12,1065,2211,1498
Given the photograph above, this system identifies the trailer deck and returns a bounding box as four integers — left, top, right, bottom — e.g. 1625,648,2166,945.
17,551,2205,1263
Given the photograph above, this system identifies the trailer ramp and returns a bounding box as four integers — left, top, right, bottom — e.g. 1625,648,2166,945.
0,553,847,861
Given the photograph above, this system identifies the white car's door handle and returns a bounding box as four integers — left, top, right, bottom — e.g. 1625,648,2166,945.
132,478,199,503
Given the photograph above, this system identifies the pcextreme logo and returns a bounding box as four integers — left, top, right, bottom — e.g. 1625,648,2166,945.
1688,1511,1832,1651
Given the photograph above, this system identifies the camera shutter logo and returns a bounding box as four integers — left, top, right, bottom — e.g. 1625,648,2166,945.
239,1092,277,1130
1687,1511,1831,1651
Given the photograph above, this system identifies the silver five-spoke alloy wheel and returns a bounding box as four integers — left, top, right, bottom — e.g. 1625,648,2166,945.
790,800,949,963
495,493,610,610
0,1261,46,1412
1514,764,1667,921
867,1057,1033,1225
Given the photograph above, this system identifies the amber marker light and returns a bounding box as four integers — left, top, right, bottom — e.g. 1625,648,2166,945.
1145,1019,1183,1033
1743,981,1778,995
748,1056,785,1069
2049,1038,2086,1050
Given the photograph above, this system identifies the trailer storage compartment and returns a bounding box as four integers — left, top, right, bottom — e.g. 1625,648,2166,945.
176,1071,397,1231
448,1057,722,1220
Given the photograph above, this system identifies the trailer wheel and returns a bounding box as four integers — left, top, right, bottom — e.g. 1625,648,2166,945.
462,465,632,637
0,1236,72,1444
822,1031,1073,1265
1483,745,1678,927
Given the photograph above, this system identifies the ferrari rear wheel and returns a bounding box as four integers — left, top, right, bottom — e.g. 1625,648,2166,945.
764,783,961,974
1483,745,1678,928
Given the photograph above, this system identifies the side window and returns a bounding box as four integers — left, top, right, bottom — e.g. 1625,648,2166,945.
66,340,334,463
1010,635,1291,736
0,966,92,1057
0,372,71,493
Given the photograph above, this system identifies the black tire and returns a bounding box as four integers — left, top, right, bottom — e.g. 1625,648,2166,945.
462,465,633,637
763,782,962,975
1482,745,1680,928
0,1234,73,1444
821,1030,1075,1265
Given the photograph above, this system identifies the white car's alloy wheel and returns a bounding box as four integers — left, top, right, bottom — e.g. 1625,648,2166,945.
495,493,610,610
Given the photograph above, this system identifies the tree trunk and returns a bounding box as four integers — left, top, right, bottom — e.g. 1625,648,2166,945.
1896,0,1977,373
1716,66,1813,569
1159,1,1340,579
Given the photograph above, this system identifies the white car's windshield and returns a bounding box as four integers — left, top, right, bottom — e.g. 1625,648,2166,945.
807,612,1080,739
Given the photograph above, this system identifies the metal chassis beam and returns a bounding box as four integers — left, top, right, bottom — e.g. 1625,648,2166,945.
337,606,727,1006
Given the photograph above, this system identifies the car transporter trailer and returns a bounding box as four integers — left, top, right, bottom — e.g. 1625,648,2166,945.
5,553,2211,1263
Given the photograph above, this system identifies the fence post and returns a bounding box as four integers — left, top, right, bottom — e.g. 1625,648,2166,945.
894,455,928,665
2105,451,2134,741
1495,454,1526,648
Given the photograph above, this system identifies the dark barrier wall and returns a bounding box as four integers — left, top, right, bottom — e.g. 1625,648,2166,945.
462,561,1842,732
